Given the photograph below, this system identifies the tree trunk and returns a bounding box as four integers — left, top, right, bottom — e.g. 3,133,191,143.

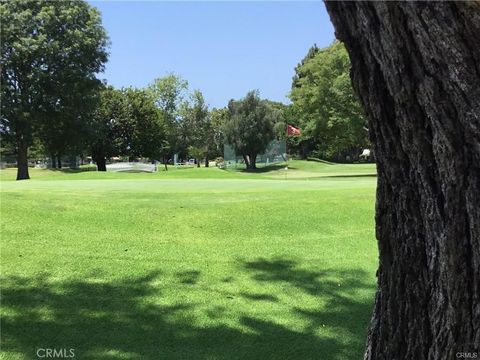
325,2,480,359
242,154,250,168
57,156,62,169
163,155,168,171
51,154,57,169
16,139,29,180
247,154,257,170
205,156,209,167
251,154,257,169
197,159,200,168
95,156,107,172
301,142,308,160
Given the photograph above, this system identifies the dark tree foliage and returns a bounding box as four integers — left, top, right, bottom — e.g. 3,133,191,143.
90,87,166,171
90,87,126,171
124,88,167,161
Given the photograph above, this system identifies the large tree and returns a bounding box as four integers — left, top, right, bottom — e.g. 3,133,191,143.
209,107,229,160
38,80,101,169
224,91,276,170
290,41,368,161
0,0,108,180
90,86,125,171
90,87,166,171
148,74,188,169
325,2,480,358
182,90,210,167
123,88,167,162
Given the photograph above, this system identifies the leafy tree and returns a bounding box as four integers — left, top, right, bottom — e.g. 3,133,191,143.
209,107,229,161
38,85,100,169
123,88,166,161
90,86,127,171
326,1,480,358
148,74,188,169
182,90,210,167
291,44,319,90
90,87,166,171
186,146,204,167
0,0,108,179
224,90,276,170
289,41,368,161
262,100,290,140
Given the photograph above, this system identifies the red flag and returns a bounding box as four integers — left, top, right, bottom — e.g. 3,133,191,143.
287,124,301,136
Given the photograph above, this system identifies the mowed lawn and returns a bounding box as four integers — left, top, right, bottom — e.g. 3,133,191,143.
0,162,378,360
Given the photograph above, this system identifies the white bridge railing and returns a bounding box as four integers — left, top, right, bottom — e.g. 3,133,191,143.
106,162,157,173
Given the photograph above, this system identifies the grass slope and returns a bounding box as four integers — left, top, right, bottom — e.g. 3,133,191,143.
1,161,378,360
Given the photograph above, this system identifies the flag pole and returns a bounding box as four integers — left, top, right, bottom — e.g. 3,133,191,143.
285,124,300,180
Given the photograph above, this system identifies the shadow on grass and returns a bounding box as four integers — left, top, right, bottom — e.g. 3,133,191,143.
1,258,375,359
305,157,337,165
242,258,375,349
239,164,292,173
40,167,97,173
321,174,377,179
218,163,295,175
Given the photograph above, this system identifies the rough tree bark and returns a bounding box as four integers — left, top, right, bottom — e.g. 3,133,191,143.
324,2,480,359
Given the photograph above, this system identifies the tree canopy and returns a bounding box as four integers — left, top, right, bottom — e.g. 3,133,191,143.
90,86,167,171
0,2,375,178
181,90,211,166
147,74,189,168
0,0,109,179
289,41,368,161
224,91,276,170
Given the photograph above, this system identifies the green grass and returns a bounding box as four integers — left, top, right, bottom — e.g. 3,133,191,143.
1,161,378,360
0,160,376,182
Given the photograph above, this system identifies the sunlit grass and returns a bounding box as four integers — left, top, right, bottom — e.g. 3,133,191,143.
1,161,378,359
0,159,376,182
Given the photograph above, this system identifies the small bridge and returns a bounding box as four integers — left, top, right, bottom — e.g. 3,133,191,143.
106,162,157,173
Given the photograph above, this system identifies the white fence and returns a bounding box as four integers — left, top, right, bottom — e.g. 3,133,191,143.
106,162,157,173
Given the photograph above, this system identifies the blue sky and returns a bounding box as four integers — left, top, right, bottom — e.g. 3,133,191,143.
89,1,335,108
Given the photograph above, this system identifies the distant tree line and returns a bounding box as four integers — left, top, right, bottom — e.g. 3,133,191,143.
1,1,370,180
